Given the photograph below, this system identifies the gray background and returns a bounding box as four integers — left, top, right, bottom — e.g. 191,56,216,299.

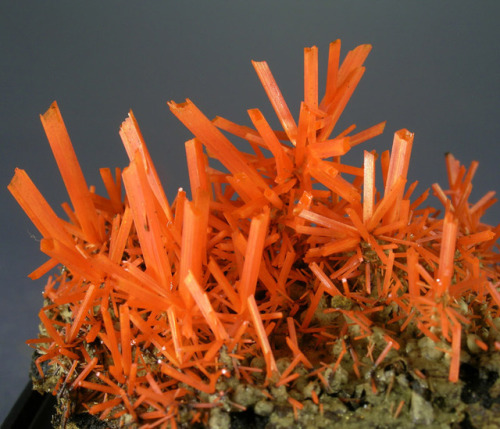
1,1,499,422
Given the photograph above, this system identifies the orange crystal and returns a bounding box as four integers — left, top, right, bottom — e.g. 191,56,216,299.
8,41,499,427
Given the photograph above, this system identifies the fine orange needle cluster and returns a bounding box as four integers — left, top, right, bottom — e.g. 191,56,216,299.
8,41,500,428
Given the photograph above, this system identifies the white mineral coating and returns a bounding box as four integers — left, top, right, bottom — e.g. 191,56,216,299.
320,395,348,415
250,356,266,369
467,333,483,354
302,380,321,399
231,383,263,408
298,401,321,427
254,399,274,416
410,390,434,425
323,365,349,394
269,384,288,403
276,357,292,374
405,338,418,355
331,338,345,358
208,408,230,429
418,336,444,361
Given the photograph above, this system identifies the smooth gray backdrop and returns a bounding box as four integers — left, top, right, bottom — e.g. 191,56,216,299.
1,1,499,422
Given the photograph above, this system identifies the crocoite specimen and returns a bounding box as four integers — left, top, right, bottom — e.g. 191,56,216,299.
8,41,500,428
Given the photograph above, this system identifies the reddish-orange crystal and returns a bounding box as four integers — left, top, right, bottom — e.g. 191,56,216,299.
7,41,499,427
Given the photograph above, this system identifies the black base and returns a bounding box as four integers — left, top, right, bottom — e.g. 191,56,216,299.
1,381,56,429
